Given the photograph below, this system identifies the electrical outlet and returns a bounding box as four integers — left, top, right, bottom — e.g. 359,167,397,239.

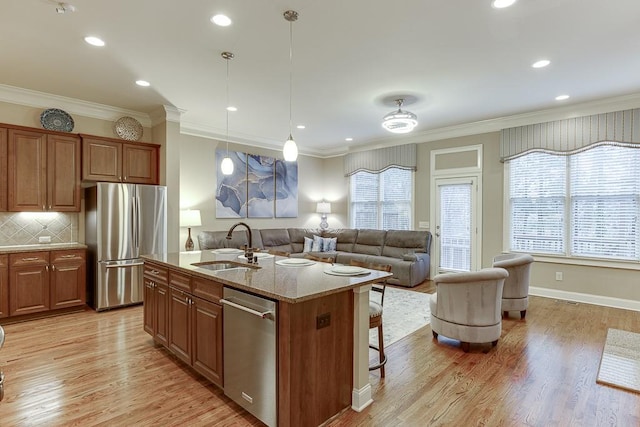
39,236,51,243
316,313,331,329
555,272,563,281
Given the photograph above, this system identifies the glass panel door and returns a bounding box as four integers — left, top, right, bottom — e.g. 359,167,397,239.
435,177,477,273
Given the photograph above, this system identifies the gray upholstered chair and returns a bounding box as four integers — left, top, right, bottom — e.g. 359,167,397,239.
492,253,534,319
430,268,509,352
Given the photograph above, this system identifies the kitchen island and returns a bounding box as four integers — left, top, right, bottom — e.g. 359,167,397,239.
141,250,391,427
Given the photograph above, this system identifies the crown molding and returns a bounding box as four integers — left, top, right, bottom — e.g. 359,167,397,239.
179,120,327,158
150,105,185,125
0,84,152,127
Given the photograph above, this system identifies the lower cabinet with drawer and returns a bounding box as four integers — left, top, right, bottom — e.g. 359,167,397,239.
143,264,223,387
5,249,86,319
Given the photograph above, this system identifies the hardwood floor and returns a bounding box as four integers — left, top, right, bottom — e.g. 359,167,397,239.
1,295,639,426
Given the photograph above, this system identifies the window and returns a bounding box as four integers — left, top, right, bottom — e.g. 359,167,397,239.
508,144,640,261
350,168,412,230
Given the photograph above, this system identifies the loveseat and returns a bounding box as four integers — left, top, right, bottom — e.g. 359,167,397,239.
197,228,432,288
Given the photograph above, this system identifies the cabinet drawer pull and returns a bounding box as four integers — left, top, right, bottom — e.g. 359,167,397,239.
21,257,40,261
59,255,77,258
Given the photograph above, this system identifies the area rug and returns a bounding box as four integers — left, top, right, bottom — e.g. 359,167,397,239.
369,287,431,347
596,328,640,394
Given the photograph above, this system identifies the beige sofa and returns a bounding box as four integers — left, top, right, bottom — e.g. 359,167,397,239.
197,228,432,288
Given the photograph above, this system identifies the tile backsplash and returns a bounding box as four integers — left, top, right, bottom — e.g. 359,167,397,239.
0,212,79,246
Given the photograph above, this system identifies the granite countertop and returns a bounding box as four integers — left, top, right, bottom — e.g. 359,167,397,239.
142,250,392,304
0,242,88,254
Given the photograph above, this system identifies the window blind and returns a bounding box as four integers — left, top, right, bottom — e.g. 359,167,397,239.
350,168,412,230
569,145,640,260
508,144,640,261
510,152,566,254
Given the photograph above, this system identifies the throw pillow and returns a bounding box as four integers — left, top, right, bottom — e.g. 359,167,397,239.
303,236,313,252
321,236,337,252
312,234,323,252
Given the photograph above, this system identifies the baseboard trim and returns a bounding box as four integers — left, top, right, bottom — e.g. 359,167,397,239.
530,286,640,312
351,384,373,412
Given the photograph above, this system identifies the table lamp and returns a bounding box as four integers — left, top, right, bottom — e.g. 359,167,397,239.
180,209,202,251
316,202,331,230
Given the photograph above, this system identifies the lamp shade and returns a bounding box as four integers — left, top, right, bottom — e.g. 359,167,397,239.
316,202,331,214
180,209,202,227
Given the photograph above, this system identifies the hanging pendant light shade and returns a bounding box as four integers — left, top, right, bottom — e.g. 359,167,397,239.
220,51,235,175
382,98,418,134
283,10,299,161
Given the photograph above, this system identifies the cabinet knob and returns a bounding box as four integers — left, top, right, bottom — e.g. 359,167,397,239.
45,265,49,271
52,265,56,271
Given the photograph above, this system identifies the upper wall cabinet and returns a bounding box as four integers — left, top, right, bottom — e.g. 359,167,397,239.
82,135,159,185
0,128,7,211
7,128,81,212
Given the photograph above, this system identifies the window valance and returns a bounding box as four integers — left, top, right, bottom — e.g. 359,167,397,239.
344,143,417,176
500,108,640,161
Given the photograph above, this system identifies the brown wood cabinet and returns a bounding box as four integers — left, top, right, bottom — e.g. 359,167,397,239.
7,128,81,212
82,135,158,184
0,128,7,211
8,128,80,212
143,263,169,346
50,250,86,309
143,265,223,387
9,251,50,316
7,249,86,318
0,254,8,318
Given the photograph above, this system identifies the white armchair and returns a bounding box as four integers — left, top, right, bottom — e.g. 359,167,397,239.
492,253,534,319
430,268,509,352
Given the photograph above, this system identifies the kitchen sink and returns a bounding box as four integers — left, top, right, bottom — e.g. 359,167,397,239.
191,260,259,271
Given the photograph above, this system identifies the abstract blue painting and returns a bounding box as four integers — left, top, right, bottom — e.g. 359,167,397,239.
275,159,298,217
247,154,275,218
216,150,247,218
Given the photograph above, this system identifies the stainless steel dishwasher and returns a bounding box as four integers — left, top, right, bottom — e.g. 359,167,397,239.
221,287,277,427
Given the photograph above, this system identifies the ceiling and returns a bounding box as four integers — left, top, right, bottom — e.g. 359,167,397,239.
3,0,640,157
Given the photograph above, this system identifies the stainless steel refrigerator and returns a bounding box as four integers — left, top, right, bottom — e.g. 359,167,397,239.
85,183,167,311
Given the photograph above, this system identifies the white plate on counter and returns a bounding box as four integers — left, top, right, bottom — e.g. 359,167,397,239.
324,265,370,276
276,258,315,267
238,252,274,260
211,248,244,254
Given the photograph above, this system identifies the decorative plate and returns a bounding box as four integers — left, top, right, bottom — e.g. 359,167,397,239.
40,108,74,132
114,116,143,141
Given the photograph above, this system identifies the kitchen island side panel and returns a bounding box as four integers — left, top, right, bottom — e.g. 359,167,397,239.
277,290,354,427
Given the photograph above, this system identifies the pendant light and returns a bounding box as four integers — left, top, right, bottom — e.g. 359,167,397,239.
382,98,418,134
220,51,235,175
283,10,299,162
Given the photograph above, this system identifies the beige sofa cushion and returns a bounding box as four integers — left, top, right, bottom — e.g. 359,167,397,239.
353,229,386,256
382,230,430,258
321,229,358,252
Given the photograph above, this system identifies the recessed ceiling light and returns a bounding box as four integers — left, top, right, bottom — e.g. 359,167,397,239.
492,0,516,9
226,106,237,112
84,36,105,47
211,14,232,26
555,94,570,101
345,138,353,142
532,59,551,68
296,125,305,129
135,80,150,87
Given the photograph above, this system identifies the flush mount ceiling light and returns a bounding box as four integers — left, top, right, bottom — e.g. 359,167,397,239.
84,36,105,47
492,0,517,8
532,59,551,68
220,51,235,176
555,94,570,101
135,80,150,87
211,14,232,26
382,98,418,134
282,10,299,162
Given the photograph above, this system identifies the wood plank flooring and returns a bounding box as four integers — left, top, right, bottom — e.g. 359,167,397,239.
1,293,639,426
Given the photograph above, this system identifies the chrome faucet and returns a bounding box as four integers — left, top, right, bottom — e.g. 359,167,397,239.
226,222,254,262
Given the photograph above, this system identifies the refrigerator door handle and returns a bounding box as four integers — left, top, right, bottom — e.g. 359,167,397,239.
136,195,142,251
105,262,145,268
